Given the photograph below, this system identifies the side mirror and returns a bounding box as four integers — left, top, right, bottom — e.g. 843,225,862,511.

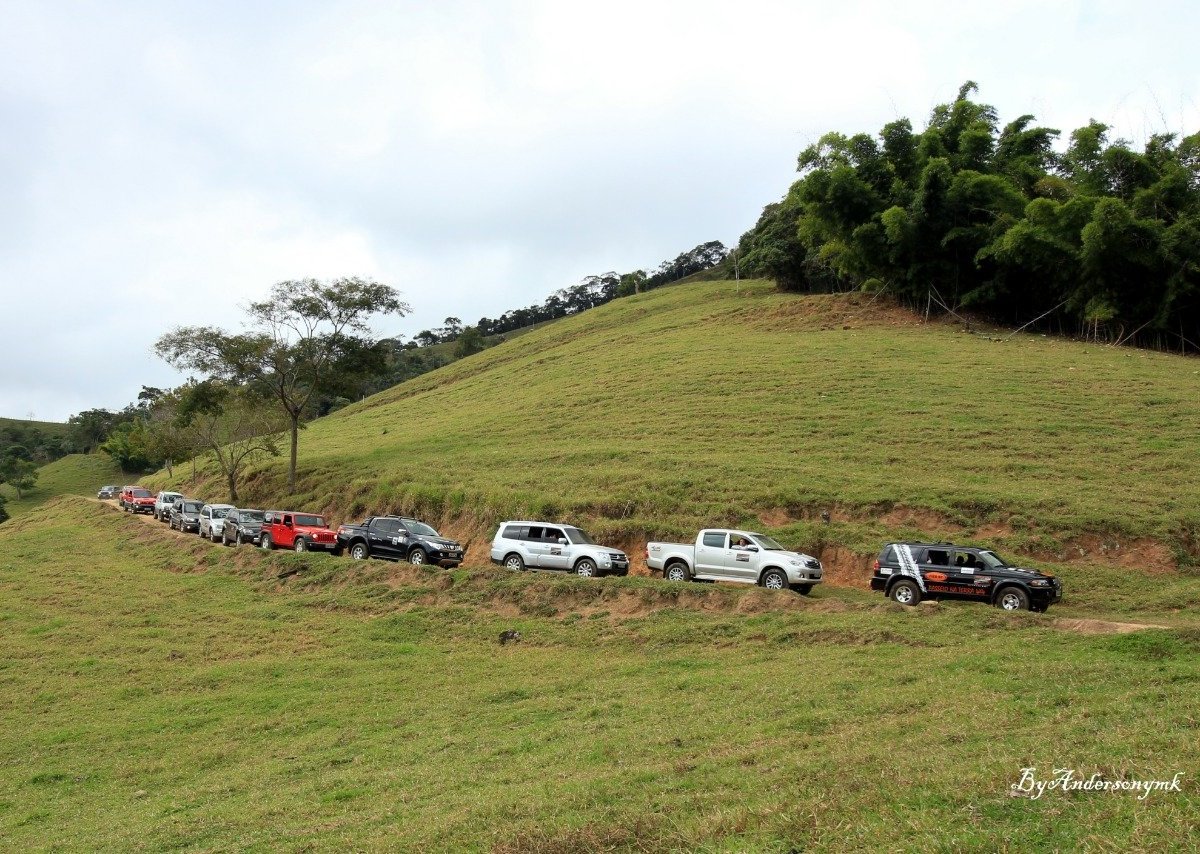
558,538,568,545
746,545,759,552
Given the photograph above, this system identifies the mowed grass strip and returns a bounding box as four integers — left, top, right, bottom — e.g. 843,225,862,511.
151,279,1200,563
0,500,1197,850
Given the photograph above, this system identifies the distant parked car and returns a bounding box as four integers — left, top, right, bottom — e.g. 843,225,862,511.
97,485,120,499
222,508,265,546
154,491,184,521
336,515,465,566
198,504,235,541
490,521,628,577
869,541,1062,612
169,499,204,533
260,510,338,552
647,529,823,593
121,487,156,515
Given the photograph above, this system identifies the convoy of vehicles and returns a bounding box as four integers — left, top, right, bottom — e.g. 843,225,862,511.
260,511,339,552
98,487,1063,610
647,529,824,593
490,521,628,576
336,516,465,566
869,542,1062,611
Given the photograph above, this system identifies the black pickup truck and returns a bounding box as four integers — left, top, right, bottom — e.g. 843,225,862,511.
336,516,465,567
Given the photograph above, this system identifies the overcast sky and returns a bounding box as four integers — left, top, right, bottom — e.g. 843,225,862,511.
1,0,1197,420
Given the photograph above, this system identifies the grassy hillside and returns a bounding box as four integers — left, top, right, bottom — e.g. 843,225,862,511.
0,415,68,436
151,278,1200,577
1,500,1197,850
0,453,128,519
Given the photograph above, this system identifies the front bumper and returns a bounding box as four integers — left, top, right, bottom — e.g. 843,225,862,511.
432,549,465,567
786,568,824,585
180,519,200,531
133,503,155,513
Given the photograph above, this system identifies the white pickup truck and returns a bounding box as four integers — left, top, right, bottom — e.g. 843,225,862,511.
646,529,824,594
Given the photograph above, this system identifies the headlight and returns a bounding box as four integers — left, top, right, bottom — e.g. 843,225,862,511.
788,559,803,567
600,555,612,565
1030,579,1050,587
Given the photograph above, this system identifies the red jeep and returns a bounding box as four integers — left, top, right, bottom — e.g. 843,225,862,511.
121,486,157,514
259,510,339,553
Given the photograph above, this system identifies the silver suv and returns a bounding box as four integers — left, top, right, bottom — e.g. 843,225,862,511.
490,521,629,577
198,504,235,541
154,491,184,522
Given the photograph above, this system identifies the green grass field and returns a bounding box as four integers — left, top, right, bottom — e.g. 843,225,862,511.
1,500,1197,850
0,453,129,519
149,279,1200,579
0,415,69,436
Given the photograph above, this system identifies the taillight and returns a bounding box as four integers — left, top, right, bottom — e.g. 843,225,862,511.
872,559,880,571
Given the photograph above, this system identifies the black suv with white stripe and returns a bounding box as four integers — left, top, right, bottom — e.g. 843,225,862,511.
869,542,1062,612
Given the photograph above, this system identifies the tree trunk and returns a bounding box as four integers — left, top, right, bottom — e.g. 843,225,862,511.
288,414,299,492
227,469,238,504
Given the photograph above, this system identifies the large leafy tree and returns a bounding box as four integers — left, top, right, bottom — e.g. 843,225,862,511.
156,277,409,491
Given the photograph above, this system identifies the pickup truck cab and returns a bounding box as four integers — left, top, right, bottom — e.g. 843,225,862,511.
336,516,465,566
260,510,338,553
647,529,824,593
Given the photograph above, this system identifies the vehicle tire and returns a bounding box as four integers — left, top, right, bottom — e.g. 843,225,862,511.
503,553,524,572
260,534,273,550
761,568,789,591
795,583,813,595
664,561,690,582
575,558,597,578
294,538,308,553
408,548,427,566
349,542,370,561
995,586,1031,612
889,579,922,606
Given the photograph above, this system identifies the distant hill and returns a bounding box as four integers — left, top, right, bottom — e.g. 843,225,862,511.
0,415,69,436
0,453,128,519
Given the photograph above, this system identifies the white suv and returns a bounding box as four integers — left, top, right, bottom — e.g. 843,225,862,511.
154,492,184,522
490,521,629,577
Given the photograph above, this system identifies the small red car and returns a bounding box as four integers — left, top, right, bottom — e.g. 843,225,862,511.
120,486,157,514
259,510,338,553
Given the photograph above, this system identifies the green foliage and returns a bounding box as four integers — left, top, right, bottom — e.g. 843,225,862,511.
0,454,38,499
452,326,486,358
737,83,1200,349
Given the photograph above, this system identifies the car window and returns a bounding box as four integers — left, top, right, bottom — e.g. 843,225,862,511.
953,550,981,568
564,527,596,545
543,527,564,542
502,525,525,540
924,548,951,566
701,531,726,548
373,518,402,534
241,511,264,522
182,502,202,512
526,526,544,541
294,514,324,527
405,521,439,537
880,545,897,563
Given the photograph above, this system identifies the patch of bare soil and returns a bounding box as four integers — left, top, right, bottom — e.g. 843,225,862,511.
879,506,961,532
1051,618,1169,635
817,545,874,589
1048,535,1178,574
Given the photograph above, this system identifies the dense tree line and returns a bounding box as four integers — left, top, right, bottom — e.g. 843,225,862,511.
736,82,1200,349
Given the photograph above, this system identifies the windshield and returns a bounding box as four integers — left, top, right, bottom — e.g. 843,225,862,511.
565,527,596,545
979,550,1009,569
181,502,202,513
294,514,326,527
211,507,231,518
405,521,439,537
240,511,264,522
132,488,152,497
161,493,181,500
750,534,787,550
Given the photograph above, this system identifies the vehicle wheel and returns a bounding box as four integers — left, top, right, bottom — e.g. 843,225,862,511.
408,549,427,566
996,586,1031,612
664,561,690,582
210,529,219,542
761,568,788,591
795,583,813,595
575,558,597,578
350,542,369,561
260,534,273,550
294,538,308,553
504,553,524,571
890,579,922,606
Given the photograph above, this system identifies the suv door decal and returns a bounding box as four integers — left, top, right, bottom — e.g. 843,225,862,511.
895,544,926,592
